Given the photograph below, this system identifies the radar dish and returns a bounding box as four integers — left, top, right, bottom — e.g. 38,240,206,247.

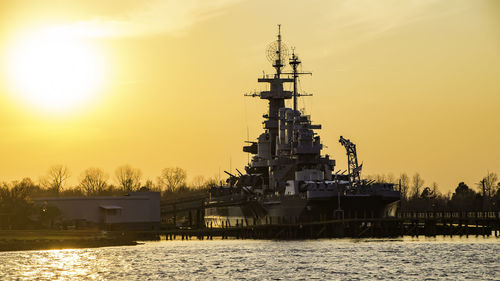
266,40,289,66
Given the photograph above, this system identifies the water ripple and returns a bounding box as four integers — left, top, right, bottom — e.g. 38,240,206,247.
0,237,498,280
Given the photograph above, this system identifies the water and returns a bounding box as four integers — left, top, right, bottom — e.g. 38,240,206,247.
0,237,499,280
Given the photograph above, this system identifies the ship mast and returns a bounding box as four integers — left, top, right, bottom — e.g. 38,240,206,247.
289,50,299,112
288,49,312,112
241,25,334,191
244,25,313,157
244,25,293,157
274,24,283,78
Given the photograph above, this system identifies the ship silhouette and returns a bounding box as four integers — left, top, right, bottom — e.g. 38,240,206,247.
204,26,400,228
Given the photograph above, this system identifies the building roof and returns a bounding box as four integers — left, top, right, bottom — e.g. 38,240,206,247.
99,205,123,210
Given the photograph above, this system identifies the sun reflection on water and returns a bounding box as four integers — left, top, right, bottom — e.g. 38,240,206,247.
11,249,103,280
0,239,498,280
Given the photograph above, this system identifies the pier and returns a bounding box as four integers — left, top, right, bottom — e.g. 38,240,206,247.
154,211,500,240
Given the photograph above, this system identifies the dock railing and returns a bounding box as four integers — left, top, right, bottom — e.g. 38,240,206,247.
397,211,500,220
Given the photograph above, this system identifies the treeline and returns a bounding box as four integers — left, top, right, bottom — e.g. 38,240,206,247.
0,165,220,200
0,165,220,228
366,172,500,211
2,165,500,217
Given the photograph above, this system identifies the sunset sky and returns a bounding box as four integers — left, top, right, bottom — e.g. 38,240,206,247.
1,0,499,193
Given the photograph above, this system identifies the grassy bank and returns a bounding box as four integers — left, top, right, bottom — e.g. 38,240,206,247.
0,230,138,252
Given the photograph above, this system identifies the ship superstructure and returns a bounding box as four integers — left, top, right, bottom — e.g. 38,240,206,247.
205,26,400,228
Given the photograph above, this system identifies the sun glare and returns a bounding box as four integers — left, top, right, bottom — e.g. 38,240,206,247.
4,27,106,113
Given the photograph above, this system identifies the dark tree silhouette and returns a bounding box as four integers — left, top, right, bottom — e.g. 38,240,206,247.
115,165,142,192
41,165,70,195
79,168,108,196
0,179,36,228
398,173,410,201
476,172,498,199
158,167,187,193
411,173,424,199
450,182,478,211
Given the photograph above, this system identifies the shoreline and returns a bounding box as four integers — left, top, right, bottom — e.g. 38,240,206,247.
0,230,140,252
0,238,138,252
2,233,498,252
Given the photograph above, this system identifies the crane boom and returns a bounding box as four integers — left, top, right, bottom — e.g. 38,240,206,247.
339,136,362,187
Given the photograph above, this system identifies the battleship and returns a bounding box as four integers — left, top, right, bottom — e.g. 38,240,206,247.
204,26,400,228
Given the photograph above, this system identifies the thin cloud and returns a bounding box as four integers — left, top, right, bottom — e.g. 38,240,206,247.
64,0,243,38
308,0,468,58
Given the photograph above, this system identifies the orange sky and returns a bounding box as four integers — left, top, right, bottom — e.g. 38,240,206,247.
1,0,499,193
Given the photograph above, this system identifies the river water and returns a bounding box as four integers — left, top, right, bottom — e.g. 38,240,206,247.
0,237,498,280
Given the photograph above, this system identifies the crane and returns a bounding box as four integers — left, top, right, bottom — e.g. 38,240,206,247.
339,136,362,187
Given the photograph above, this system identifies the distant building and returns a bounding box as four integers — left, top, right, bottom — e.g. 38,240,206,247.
34,192,160,230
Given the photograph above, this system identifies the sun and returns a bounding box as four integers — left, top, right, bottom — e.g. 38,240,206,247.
4,27,106,113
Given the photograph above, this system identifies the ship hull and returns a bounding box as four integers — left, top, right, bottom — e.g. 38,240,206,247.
204,194,399,228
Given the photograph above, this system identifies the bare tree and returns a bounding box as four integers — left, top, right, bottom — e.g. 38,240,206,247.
365,174,383,183
204,174,223,188
398,173,410,200
0,178,34,202
158,167,187,192
140,179,156,191
431,182,440,197
115,165,142,192
0,178,40,228
411,173,424,199
477,172,498,198
79,168,108,196
375,174,386,183
41,165,70,195
386,173,396,184
191,175,206,189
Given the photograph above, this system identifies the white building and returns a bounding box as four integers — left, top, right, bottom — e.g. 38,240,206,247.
34,192,160,230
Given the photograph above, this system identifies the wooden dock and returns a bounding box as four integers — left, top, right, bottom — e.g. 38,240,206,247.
153,211,500,240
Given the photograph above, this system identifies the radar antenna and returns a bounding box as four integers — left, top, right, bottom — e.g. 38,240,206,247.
339,136,362,187
266,24,289,77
